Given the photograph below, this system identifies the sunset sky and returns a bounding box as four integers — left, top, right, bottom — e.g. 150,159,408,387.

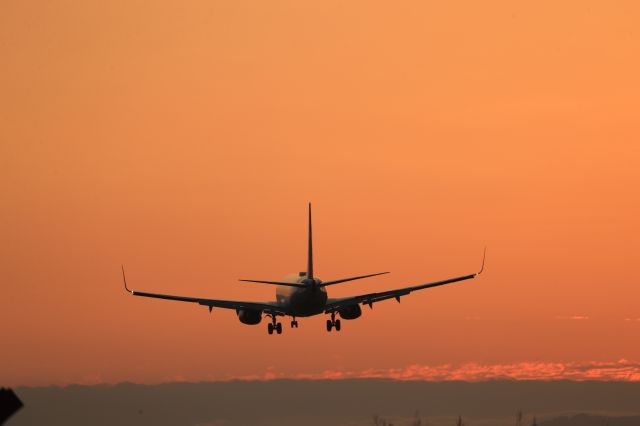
2,1,639,387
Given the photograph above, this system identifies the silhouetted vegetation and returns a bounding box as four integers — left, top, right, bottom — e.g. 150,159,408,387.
366,410,640,426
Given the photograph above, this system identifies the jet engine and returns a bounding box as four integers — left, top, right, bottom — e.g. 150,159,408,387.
338,304,362,320
236,309,262,325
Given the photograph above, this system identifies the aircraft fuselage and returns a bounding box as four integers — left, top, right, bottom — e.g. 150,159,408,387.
275,273,328,316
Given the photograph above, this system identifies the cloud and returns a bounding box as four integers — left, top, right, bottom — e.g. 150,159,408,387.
77,373,104,385
555,315,590,320
232,359,640,382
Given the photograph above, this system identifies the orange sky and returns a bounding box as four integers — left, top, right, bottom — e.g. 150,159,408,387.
1,0,639,387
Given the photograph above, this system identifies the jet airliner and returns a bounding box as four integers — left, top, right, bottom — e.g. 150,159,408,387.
122,204,485,334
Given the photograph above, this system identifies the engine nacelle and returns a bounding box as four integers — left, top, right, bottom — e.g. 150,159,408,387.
338,304,362,320
236,309,262,325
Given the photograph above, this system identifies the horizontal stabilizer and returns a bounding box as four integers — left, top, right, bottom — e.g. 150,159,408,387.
318,272,389,287
239,279,307,288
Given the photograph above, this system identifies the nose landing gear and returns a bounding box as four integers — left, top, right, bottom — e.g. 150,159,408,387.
326,312,341,332
290,318,299,328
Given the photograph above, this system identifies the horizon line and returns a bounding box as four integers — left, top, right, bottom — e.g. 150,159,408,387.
10,359,640,388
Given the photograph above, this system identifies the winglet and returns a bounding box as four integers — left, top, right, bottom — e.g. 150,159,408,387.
121,265,133,294
476,247,487,275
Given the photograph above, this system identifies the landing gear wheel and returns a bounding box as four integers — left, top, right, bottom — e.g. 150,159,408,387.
326,319,333,332
267,323,274,335
334,319,341,331
276,322,282,334
291,320,298,328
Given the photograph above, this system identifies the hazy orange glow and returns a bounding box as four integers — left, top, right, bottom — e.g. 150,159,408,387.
1,1,639,386
232,360,640,382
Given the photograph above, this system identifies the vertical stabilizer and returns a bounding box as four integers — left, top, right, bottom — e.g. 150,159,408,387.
307,203,314,280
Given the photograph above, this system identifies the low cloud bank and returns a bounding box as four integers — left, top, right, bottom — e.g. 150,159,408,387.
235,359,640,382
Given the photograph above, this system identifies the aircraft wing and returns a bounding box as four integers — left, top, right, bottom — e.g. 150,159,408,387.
324,250,486,313
130,290,289,315
122,268,289,316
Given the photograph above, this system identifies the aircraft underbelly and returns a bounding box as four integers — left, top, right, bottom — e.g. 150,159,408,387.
287,289,327,316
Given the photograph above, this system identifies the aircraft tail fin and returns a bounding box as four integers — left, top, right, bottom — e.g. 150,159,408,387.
307,202,314,280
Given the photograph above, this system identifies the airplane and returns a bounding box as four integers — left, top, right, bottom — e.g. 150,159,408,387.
122,204,485,335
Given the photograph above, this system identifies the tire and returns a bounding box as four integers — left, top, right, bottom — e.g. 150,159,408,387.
268,323,274,335
326,319,333,332
276,322,282,334
335,319,341,331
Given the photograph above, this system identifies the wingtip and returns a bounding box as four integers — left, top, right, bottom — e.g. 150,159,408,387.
121,265,133,293
477,247,487,275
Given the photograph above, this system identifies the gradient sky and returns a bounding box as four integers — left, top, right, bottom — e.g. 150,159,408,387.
1,1,639,386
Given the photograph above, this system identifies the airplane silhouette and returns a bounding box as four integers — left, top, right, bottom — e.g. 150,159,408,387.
122,204,485,334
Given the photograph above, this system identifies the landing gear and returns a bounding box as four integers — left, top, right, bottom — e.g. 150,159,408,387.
266,314,282,335
326,312,341,332
291,318,298,328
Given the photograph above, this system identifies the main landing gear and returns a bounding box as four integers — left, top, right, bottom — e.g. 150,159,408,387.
326,312,341,332
266,314,282,335
266,315,299,334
